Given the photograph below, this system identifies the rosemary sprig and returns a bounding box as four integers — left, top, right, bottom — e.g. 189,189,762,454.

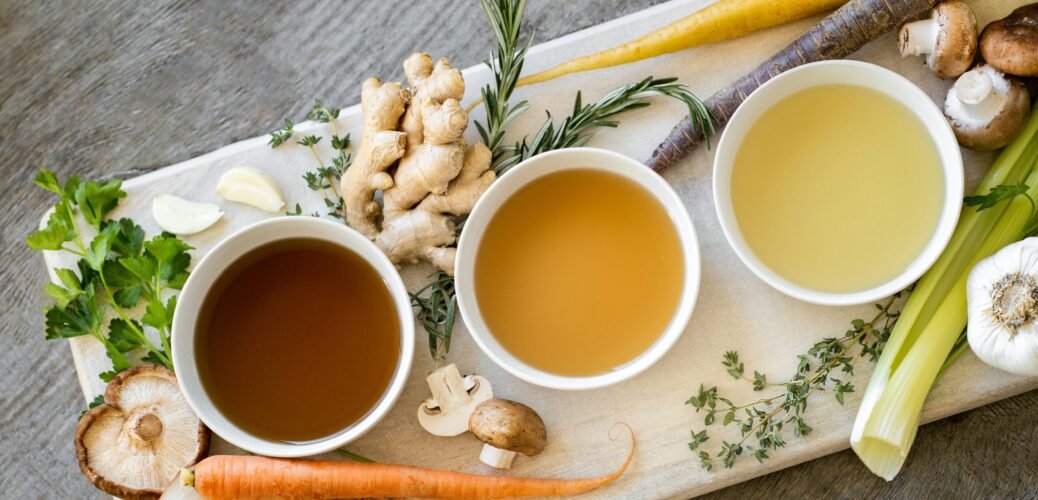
511,77,713,166
687,293,903,471
475,0,532,173
410,270,457,363
411,0,713,363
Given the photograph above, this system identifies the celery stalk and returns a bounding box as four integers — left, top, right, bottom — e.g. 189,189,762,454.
851,105,1038,480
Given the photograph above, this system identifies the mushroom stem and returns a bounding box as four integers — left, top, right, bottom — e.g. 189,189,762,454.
426,364,474,411
899,18,938,57
127,408,164,443
479,444,518,469
953,68,1004,119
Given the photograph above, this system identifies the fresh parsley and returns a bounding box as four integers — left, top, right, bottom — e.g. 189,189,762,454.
28,169,191,382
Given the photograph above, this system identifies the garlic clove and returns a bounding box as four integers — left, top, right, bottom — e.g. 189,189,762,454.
152,194,223,235
966,237,1038,376
216,167,285,212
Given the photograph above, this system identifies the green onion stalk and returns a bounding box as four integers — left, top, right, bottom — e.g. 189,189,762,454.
851,104,1038,480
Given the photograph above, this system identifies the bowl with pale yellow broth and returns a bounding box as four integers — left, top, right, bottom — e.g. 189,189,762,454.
713,60,964,306
455,148,700,390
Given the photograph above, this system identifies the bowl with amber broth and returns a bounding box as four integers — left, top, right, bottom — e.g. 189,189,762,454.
713,60,963,306
455,148,701,390
172,217,414,457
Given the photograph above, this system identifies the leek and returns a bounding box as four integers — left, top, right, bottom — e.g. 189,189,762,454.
851,105,1038,480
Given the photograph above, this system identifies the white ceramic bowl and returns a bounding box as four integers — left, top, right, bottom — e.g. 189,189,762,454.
171,217,414,457
713,60,963,306
455,148,701,390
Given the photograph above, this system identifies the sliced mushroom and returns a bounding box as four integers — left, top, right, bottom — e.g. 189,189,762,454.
417,363,493,436
468,399,547,469
76,366,210,500
944,64,1031,151
980,4,1038,77
898,1,978,79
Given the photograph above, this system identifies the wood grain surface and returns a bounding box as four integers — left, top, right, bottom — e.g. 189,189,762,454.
2,1,1036,498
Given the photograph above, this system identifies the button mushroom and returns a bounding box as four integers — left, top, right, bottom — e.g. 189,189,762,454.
468,399,547,469
980,4,1038,77
76,366,210,500
898,1,978,79
417,363,494,436
944,64,1031,151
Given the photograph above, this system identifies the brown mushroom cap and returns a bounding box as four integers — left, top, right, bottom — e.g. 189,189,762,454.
468,399,547,457
76,366,210,500
899,1,978,79
931,2,979,79
980,4,1038,77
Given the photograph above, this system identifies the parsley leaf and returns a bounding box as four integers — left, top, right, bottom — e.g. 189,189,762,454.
964,183,1031,211
26,208,75,251
74,179,125,228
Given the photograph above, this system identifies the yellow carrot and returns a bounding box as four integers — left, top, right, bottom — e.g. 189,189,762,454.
517,0,846,87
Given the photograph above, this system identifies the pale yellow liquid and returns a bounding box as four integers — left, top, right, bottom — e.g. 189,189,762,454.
731,84,944,293
475,169,684,376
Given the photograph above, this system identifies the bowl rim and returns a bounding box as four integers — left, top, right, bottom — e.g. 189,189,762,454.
712,60,964,306
455,147,701,390
171,216,415,457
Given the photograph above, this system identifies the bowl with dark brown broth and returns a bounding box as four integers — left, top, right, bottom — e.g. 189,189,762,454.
172,217,414,457
455,148,701,390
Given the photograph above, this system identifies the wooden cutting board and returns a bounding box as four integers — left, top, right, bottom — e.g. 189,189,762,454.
41,0,1038,497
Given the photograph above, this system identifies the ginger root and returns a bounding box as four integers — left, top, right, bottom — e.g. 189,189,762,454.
341,53,495,275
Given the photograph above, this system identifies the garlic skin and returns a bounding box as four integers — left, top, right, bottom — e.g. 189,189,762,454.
152,194,223,235
216,167,285,213
966,238,1038,376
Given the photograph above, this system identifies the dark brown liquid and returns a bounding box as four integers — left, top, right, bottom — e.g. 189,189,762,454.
195,238,400,442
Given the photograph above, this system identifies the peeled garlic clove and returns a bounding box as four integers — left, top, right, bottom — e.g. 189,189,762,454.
152,194,223,235
966,237,1038,376
216,167,285,212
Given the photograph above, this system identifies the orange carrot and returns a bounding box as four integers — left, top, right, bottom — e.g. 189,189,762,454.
184,432,634,499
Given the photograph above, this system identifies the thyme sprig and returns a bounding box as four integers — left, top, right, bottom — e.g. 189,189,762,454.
687,293,903,471
272,100,352,219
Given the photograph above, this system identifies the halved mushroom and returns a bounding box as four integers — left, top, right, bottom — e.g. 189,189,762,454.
944,64,1031,151
417,363,494,436
980,4,1038,77
898,1,978,79
76,366,210,500
468,399,547,469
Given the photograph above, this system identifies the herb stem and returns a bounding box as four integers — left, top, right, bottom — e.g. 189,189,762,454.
335,448,374,463
98,273,171,368
305,145,340,200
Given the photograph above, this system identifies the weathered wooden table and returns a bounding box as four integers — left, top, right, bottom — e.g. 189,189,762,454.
3,1,1037,498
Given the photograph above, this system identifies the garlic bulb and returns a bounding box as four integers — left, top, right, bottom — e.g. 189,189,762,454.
966,238,1038,376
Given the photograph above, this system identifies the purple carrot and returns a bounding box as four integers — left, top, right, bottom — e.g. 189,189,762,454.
646,0,941,172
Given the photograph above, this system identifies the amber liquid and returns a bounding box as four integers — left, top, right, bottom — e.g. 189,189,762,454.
475,169,684,376
731,84,944,293
195,238,400,442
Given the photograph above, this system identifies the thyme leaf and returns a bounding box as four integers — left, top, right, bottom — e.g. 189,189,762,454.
686,293,903,470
